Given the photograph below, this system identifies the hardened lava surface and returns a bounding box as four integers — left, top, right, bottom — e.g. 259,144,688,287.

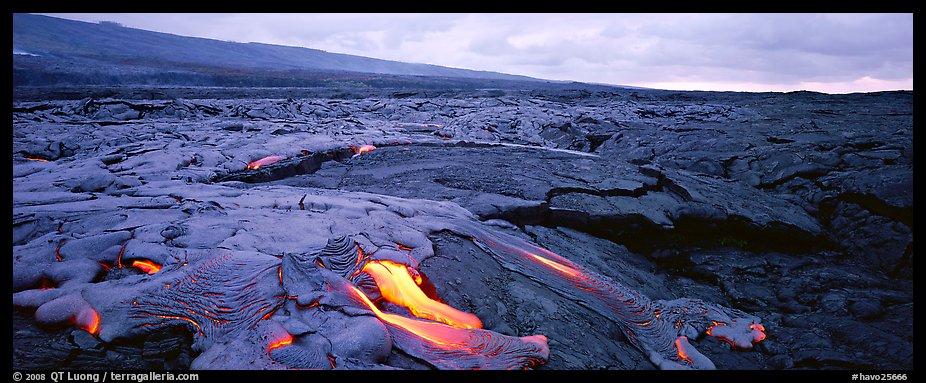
12,87,912,370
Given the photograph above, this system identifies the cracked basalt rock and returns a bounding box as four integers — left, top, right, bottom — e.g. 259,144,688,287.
13,86,912,370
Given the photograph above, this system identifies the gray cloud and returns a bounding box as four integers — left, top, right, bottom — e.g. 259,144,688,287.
40,13,912,93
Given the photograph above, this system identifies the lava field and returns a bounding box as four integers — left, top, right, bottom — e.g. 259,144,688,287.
12,86,913,370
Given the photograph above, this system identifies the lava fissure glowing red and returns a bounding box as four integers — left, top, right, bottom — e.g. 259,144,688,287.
54,239,65,262
116,239,131,268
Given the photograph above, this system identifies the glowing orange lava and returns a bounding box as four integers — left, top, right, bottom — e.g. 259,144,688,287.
707,321,766,348
751,323,767,342
527,253,582,278
348,284,468,345
268,333,293,352
362,260,482,329
131,260,162,274
247,155,283,170
524,243,580,269
675,337,693,364
407,267,423,285
26,157,49,162
76,307,100,335
351,145,377,156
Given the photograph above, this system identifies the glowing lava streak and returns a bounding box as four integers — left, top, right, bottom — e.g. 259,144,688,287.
751,323,767,342
675,337,692,364
528,253,582,278
362,260,482,329
349,284,473,345
147,314,201,330
345,283,550,369
131,260,162,274
247,155,282,170
76,307,100,335
465,225,766,369
706,321,766,349
268,333,293,352
351,145,377,157
55,239,65,262
26,157,49,162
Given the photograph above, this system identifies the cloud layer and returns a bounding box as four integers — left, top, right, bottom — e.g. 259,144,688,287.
41,13,913,93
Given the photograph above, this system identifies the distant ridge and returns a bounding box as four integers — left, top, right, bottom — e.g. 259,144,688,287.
13,13,577,89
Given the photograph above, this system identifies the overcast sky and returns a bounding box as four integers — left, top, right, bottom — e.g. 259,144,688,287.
43,13,913,93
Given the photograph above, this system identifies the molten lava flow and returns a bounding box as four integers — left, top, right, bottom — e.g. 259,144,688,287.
751,323,767,342
76,307,100,335
247,155,283,170
705,320,766,349
131,260,162,274
675,337,692,364
351,144,377,157
467,226,765,369
362,260,482,329
527,253,583,278
407,267,423,286
481,235,585,281
346,284,550,369
348,284,468,345
26,157,49,162
268,333,293,352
